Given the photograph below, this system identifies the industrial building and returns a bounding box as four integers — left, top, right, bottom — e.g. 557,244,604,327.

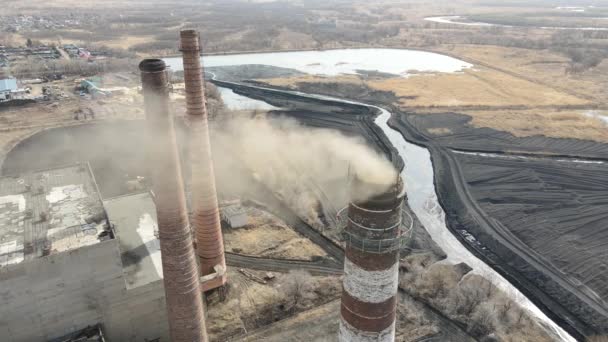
0,164,169,342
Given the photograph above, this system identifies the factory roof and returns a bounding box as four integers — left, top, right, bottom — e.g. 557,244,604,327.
0,164,109,268
103,192,162,289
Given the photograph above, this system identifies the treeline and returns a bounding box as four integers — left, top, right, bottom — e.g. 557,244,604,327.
400,258,555,341
6,0,608,74
469,13,608,29
550,31,608,73
10,58,137,79
416,22,608,74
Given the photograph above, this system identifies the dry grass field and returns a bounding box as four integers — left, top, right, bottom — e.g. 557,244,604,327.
223,208,327,260
463,109,608,143
263,43,607,143
367,67,589,107
266,67,590,107
96,35,157,50
433,45,608,102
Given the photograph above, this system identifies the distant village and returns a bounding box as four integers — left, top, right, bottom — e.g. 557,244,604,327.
2,44,85,102
1,14,97,33
0,12,119,104
0,41,117,104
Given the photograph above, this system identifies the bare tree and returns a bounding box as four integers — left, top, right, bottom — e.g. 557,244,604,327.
412,264,458,300
468,303,498,338
278,270,312,312
445,276,486,317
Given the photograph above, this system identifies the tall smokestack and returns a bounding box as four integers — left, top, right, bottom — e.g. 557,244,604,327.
139,59,208,342
339,176,405,342
179,29,227,290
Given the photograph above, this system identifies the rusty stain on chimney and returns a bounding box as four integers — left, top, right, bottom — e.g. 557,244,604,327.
179,29,227,289
139,58,208,342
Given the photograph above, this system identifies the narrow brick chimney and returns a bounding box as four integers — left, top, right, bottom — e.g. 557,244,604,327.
179,29,227,291
139,58,208,342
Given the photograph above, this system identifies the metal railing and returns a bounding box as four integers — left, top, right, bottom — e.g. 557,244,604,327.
336,206,414,253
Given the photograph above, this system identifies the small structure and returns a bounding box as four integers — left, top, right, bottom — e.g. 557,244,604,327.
81,79,101,94
0,55,9,68
0,78,30,102
63,44,80,57
78,49,91,59
0,77,17,92
64,44,90,59
221,205,249,228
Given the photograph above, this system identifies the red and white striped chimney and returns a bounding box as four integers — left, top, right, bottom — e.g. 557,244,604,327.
179,30,227,291
340,176,405,342
139,59,208,342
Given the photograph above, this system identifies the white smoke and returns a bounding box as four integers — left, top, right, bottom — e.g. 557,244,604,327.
212,116,397,227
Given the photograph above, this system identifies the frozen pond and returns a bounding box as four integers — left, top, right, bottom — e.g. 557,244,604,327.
164,48,472,77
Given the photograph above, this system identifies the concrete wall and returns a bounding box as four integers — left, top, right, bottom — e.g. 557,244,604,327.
103,278,169,342
0,239,169,342
0,239,122,341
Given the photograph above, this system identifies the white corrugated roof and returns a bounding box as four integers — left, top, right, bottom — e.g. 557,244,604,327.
0,78,17,92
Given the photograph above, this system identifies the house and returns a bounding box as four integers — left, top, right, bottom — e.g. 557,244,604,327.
0,78,17,101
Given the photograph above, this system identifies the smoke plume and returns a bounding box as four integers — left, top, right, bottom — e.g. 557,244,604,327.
212,116,397,227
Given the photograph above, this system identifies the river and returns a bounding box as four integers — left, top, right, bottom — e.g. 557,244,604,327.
425,15,608,31
164,49,576,341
